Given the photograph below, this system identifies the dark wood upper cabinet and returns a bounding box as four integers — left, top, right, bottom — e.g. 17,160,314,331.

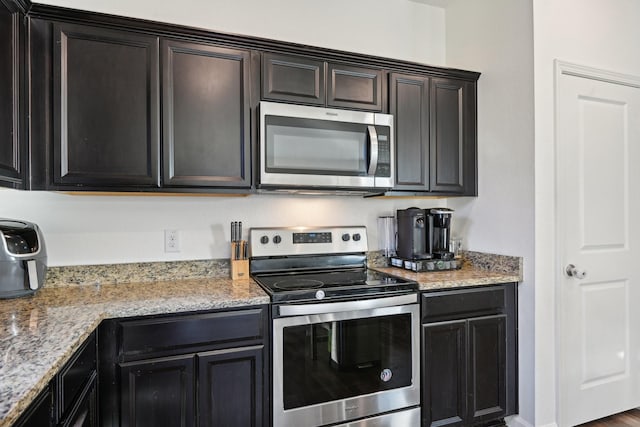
22,4,478,194
262,52,384,111
390,73,477,196
52,22,160,188
327,63,384,111
430,78,476,195
162,40,251,188
390,73,430,191
262,52,325,105
0,0,25,189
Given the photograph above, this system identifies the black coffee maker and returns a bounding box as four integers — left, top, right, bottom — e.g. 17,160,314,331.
429,208,454,260
396,207,433,260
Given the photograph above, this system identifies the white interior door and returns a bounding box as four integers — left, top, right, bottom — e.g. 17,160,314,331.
556,61,640,426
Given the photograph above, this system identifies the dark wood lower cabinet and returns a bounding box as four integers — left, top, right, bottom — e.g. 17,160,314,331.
421,285,517,427
59,376,97,427
12,386,53,427
99,306,269,427
468,315,507,424
422,321,467,427
198,346,264,427
119,355,195,427
12,332,97,427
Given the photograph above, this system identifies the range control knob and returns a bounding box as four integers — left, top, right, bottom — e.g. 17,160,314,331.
260,235,269,244
342,233,351,242
352,233,361,242
315,290,326,300
273,235,282,244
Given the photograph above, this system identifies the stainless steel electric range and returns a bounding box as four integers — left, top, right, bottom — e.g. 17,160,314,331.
249,226,421,427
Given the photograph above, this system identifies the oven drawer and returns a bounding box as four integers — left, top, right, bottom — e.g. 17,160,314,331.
421,285,510,322
119,308,265,359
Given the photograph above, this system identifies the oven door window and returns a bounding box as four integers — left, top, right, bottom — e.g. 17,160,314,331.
281,313,412,410
265,116,370,176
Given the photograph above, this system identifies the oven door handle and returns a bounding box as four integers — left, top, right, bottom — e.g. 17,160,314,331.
277,293,417,317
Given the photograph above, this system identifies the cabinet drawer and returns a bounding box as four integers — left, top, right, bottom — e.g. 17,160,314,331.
119,308,265,358
57,332,96,419
327,63,384,111
421,286,507,322
262,52,325,105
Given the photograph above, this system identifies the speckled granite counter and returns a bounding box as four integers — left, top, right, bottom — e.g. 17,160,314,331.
0,277,269,427
373,265,520,291
371,250,522,291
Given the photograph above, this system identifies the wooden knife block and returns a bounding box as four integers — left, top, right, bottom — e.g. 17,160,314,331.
230,242,249,280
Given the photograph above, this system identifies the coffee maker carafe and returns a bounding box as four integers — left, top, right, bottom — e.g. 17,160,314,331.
429,208,454,260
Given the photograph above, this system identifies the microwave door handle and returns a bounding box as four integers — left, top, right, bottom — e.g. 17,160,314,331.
367,125,379,176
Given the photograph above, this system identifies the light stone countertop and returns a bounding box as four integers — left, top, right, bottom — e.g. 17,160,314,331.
373,265,520,291
0,277,269,427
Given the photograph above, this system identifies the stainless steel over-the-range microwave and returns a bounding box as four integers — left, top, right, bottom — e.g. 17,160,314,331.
259,101,394,191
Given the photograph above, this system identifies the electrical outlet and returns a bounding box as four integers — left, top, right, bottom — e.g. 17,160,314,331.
164,230,180,253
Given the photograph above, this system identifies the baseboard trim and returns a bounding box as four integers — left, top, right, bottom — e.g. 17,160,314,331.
506,415,546,427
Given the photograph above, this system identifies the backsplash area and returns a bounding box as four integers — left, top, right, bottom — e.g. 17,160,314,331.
46,251,522,287
0,189,450,266
45,259,230,287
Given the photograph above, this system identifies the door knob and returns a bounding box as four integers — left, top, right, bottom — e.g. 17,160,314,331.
565,264,587,279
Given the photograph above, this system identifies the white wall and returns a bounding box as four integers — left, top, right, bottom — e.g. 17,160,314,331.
37,0,446,67
0,189,449,266
2,0,448,266
534,1,640,426
443,1,535,426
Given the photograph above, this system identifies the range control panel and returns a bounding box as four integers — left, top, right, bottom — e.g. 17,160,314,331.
249,226,367,258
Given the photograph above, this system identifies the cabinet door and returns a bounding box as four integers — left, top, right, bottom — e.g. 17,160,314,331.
198,346,264,427
119,355,195,427
12,385,53,427
162,40,251,188
390,73,430,191
467,315,507,424
60,377,97,427
430,78,476,195
262,52,325,105
0,1,24,188
327,63,383,111
53,22,160,188
57,332,96,420
422,320,467,427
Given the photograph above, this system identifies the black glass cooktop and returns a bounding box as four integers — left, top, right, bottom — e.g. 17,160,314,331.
252,268,418,303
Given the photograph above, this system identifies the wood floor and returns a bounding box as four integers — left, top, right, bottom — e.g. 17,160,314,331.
577,409,640,427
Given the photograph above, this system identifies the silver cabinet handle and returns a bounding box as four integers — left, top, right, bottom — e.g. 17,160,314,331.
566,264,587,279
367,125,379,176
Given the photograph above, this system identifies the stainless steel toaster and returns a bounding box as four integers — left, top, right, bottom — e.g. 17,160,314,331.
0,219,47,299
